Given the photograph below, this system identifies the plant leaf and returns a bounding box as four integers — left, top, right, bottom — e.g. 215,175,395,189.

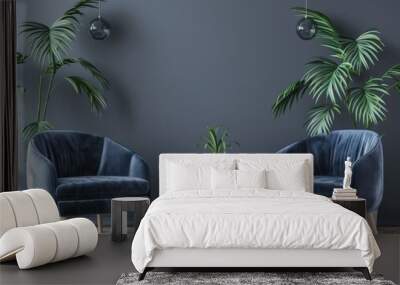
23,120,53,141
293,7,343,57
342,31,383,74
61,0,98,24
21,0,97,66
64,76,107,112
348,77,388,127
46,57,109,89
272,80,307,117
203,127,231,153
16,52,28,64
304,58,352,103
395,82,400,94
305,103,341,136
76,58,110,89
383,64,400,80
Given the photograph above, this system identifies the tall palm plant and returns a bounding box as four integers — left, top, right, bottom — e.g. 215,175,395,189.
20,0,109,139
272,8,400,136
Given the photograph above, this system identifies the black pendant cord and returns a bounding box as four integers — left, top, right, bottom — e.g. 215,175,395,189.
305,0,308,18
98,0,101,19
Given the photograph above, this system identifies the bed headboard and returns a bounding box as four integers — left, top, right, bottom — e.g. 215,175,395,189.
159,153,314,195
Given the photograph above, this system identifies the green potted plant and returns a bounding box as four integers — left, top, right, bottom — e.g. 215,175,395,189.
272,8,400,136
19,0,109,139
202,127,237,153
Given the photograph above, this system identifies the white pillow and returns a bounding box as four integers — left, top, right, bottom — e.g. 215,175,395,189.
237,169,267,188
167,160,235,191
266,166,307,191
211,168,236,190
238,159,309,192
167,163,210,191
211,169,268,190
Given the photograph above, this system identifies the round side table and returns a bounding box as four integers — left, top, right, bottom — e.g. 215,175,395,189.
111,197,150,242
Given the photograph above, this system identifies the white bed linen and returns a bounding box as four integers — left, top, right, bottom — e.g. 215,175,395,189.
131,190,380,273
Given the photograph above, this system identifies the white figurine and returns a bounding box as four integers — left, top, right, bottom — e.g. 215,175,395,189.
343,156,353,190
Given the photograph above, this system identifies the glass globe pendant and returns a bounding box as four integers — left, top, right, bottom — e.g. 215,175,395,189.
296,17,316,40
89,0,111,40
296,0,317,40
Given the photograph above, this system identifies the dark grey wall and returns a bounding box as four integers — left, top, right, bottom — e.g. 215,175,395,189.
17,0,400,225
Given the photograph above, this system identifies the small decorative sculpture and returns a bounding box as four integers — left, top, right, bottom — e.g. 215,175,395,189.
343,156,353,189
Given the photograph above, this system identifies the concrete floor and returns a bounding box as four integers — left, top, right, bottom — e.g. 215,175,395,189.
0,234,133,285
1,230,399,285
374,229,400,284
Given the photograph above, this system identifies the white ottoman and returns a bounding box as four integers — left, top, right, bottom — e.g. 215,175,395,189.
0,189,98,269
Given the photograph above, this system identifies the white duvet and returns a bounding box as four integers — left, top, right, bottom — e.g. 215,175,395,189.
131,190,380,273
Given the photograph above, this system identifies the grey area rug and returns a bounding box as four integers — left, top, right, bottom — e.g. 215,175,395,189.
117,272,396,285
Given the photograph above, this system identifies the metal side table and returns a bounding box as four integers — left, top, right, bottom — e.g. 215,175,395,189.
111,197,150,242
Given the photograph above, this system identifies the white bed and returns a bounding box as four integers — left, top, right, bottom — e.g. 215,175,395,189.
131,154,380,280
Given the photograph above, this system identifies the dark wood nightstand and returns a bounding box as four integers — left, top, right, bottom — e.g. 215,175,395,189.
331,198,367,219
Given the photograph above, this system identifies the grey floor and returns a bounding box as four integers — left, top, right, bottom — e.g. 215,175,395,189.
0,234,133,285
1,229,399,285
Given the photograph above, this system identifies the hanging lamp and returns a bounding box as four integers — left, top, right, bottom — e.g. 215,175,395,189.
296,0,317,40
89,0,111,40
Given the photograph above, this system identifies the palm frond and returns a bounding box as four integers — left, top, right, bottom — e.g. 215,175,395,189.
304,58,352,103
47,57,109,89
272,80,307,117
293,7,343,56
305,103,341,136
21,0,97,66
77,58,110,89
23,120,53,140
342,31,383,74
61,0,98,24
65,76,107,112
16,52,28,64
348,78,388,127
383,64,400,95
396,82,400,95
383,64,400,80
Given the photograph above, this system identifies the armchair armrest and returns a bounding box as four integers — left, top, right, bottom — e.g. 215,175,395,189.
26,142,57,198
129,154,150,182
98,138,150,182
277,140,307,153
352,141,384,212
98,138,134,176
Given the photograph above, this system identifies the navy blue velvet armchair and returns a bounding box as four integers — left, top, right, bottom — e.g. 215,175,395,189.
278,130,384,218
27,131,150,217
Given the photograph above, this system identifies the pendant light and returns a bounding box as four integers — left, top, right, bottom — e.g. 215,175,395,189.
296,0,317,40
89,0,111,40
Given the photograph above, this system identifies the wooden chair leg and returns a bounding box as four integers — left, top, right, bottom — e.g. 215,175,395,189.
354,267,372,280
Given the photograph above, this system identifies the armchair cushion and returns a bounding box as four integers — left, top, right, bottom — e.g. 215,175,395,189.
314,175,342,197
56,176,150,200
